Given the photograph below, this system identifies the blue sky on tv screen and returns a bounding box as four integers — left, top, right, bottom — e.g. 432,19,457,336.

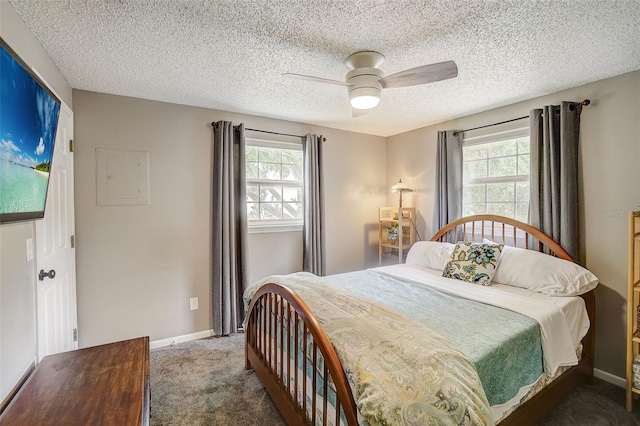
0,45,60,169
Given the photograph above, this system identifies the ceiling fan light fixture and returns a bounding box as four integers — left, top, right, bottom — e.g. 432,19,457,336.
349,87,381,110
283,50,458,114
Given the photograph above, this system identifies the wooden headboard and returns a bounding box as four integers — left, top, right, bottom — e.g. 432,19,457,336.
430,214,574,262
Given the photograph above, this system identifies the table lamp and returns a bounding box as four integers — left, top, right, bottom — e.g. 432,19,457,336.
391,179,413,208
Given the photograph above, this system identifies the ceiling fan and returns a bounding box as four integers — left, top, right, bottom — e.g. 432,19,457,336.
283,51,458,115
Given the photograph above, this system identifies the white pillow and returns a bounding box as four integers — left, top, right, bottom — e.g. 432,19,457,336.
406,241,455,270
488,242,599,296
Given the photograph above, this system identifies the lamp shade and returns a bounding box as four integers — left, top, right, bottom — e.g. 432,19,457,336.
391,179,412,208
391,179,412,192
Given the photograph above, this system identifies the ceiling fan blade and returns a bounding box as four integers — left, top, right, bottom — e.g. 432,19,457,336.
352,108,370,118
380,60,458,89
283,73,352,87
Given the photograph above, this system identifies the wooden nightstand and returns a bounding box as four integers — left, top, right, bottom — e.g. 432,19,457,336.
379,207,416,265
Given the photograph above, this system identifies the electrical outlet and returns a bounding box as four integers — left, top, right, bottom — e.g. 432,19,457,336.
190,297,199,311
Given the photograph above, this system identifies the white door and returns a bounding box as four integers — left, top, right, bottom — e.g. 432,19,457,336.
35,103,77,360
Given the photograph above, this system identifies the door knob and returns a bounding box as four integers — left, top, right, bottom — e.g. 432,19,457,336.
39,269,56,281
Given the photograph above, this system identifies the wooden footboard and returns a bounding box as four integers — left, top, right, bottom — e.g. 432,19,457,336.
245,283,357,426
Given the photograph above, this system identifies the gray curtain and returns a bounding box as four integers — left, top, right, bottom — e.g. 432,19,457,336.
212,121,248,336
530,102,582,260
303,133,326,276
433,130,463,234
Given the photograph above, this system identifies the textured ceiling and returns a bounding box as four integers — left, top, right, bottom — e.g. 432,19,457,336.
9,0,640,137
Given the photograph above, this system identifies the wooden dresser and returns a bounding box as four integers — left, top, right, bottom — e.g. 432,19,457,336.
0,337,150,425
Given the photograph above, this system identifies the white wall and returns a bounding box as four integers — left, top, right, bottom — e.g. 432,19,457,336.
0,223,36,402
387,71,640,378
0,2,73,403
73,90,387,347
247,231,303,284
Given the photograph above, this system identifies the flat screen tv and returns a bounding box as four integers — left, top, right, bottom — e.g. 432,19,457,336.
0,38,61,224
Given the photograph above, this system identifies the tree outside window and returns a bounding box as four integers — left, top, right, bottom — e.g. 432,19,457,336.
463,130,530,223
246,140,303,229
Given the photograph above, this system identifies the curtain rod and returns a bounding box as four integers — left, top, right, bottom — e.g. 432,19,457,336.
453,99,590,136
210,121,326,141
247,127,306,139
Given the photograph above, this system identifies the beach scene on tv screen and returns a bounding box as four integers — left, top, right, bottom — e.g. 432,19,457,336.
0,45,60,215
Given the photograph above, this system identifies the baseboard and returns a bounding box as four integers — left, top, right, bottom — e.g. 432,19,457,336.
150,329,214,349
594,368,625,388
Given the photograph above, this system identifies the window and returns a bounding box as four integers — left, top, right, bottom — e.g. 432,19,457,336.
246,138,303,231
462,128,530,223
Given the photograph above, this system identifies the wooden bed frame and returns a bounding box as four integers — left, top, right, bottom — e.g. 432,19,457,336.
245,215,595,425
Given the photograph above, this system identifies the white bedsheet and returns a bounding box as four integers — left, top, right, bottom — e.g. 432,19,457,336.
371,263,589,376
489,283,590,349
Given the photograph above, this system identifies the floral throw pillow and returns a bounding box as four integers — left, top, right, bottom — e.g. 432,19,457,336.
442,242,504,286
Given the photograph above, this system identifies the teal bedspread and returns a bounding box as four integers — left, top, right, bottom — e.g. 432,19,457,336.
319,270,542,406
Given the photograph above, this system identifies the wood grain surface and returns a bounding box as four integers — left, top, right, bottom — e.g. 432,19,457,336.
0,337,149,426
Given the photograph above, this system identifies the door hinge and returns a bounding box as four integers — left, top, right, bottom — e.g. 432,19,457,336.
73,328,78,342
70,235,75,248
69,139,73,152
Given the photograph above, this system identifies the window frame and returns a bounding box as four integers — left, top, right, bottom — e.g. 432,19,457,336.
245,137,304,234
462,127,530,222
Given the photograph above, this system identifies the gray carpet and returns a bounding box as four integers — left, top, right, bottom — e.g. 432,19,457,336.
150,335,285,426
150,335,640,425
